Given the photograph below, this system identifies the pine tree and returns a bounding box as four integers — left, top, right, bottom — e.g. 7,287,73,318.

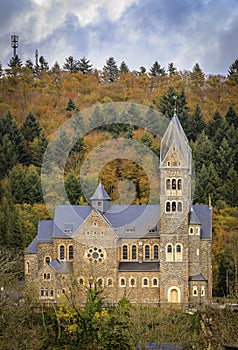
63,56,80,73
168,62,177,76
25,59,34,71
8,55,23,68
206,111,223,139
225,106,238,128
78,57,93,74
103,57,119,82
149,61,166,76
66,99,76,111
187,104,205,141
65,172,83,204
228,58,238,83
39,56,49,71
119,61,130,73
21,112,41,142
192,132,215,170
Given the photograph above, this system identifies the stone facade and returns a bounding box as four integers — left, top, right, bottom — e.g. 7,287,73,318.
24,114,212,306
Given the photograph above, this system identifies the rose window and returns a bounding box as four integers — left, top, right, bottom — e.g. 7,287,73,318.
86,247,106,263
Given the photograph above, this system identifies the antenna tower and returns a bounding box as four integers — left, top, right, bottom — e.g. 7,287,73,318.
11,34,19,58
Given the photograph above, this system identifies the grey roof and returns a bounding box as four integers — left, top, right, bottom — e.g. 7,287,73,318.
189,207,201,225
90,182,111,200
25,220,53,254
192,205,212,240
189,273,207,281
160,114,192,174
118,262,160,272
49,259,73,274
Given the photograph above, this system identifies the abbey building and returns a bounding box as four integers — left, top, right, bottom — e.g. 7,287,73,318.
24,114,212,306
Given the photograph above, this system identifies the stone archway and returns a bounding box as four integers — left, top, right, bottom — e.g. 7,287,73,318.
168,286,181,303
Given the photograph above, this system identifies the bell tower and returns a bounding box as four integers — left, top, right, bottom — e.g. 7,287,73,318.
159,113,192,305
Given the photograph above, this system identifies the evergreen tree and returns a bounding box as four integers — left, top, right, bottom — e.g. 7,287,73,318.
103,57,119,82
205,111,223,139
66,98,76,111
228,58,238,82
192,62,204,74
63,56,79,73
168,62,177,76
8,55,23,69
51,61,61,73
149,61,166,76
29,131,48,167
216,137,234,181
225,106,238,128
120,61,130,73
192,132,215,170
219,166,238,207
89,105,105,130
21,112,41,142
65,172,83,204
25,59,34,71
78,57,93,74
193,163,220,204
187,104,205,141
39,56,49,71
139,66,146,75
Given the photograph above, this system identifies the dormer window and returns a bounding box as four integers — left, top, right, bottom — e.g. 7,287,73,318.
63,224,73,234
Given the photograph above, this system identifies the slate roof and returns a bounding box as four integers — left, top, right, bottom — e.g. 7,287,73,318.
25,220,53,254
49,259,73,274
188,207,201,225
90,182,111,200
192,205,212,240
118,262,160,272
160,114,192,174
189,273,207,281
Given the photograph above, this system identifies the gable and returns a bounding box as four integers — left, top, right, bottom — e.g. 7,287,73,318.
161,143,186,168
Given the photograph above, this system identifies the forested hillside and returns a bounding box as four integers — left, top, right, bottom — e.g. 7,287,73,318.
0,56,238,297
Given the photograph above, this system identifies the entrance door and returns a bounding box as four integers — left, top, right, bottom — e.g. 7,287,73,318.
170,288,178,303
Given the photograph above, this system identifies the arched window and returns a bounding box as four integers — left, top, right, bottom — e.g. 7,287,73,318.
152,278,158,287
45,256,51,264
153,245,159,260
178,202,182,212
130,278,135,287
175,244,182,261
60,245,65,260
79,278,84,285
120,278,125,286
26,261,30,274
145,245,150,259
166,179,170,190
166,244,173,261
178,179,182,190
172,179,176,189
68,245,74,260
107,278,113,286
189,227,194,235
40,288,44,297
97,278,103,287
172,201,176,212
176,245,181,253
143,278,149,287
166,202,171,212
122,245,128,260
132,245,137,260
193,286,198,296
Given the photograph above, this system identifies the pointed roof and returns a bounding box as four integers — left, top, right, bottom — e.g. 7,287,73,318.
160,114,192,173
90,182,111,201
188,207,201,225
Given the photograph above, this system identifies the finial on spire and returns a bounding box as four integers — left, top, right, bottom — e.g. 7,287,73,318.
208,194,212,208
173,95,177,115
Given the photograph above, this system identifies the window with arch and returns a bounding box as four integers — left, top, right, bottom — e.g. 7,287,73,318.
172,179,176,190
45,256,51,264
166,244,173,261
166,202,171,212
79,278,84,285
145,245,150,259
59,245,65,260
26,261,30,274
201,286,205,296
152,278,158,287
122,245,128,260
178,202,182,212
68,245,74,260
189,227,194,235
107,278,113,286
97,278,103,287
142,278,149,287
193,286,198,296
44,273,51,280
166,179,170,190
178,179,182,190
175,244,182,261
120,278,126,286
153,245,159,260
40,288,44,298
172,201,176,212
130,278,136,287
132,245,137,260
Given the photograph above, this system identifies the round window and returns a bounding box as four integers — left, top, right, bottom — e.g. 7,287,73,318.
86,246,106,263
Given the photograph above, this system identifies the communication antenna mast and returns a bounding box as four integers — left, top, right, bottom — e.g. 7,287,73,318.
11,34,19,58
35,49,39,66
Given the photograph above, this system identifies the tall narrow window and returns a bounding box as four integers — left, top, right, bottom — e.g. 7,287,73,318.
132,245,137,260
122,245,128,260
166,179,170,190
172,179,176,189
178,202,182,212
172,201,176,212
69,245,74,260
60,245,65,260
26,262,30,274
178,179,182,190
145,245,150,259
45,256,50,264
166,202,171,212
166,244,173,261
153,245,159,260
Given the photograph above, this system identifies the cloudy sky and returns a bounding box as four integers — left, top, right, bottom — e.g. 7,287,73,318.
1,0,238,75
